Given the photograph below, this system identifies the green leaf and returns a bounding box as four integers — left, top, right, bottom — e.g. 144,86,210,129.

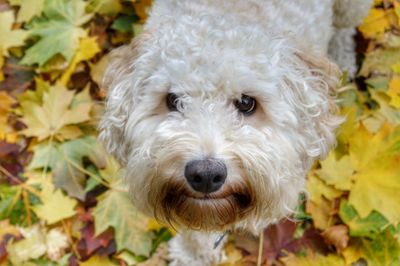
21,0,92,66
111,15,136,33
87,0,122,15
93,158,154,256
28,136,106,199
361,230,400,266
339,200,389,238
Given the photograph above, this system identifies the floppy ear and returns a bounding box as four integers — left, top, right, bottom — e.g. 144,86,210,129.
288,50,344,159
98,35,148,166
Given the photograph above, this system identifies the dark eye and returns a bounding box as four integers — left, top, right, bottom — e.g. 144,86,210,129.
234,94,256,116
166,93,179,111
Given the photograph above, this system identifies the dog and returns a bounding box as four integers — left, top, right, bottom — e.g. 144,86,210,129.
99,1,373,265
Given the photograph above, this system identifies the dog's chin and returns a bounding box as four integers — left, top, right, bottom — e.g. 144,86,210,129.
153,181,255,231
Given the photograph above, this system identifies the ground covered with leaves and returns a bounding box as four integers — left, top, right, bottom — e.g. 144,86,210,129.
0,0,399,265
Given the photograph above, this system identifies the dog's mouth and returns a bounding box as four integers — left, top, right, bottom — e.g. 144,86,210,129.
153,181,255,230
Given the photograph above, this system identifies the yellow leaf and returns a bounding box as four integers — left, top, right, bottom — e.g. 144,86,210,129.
387,78,400,108
0,11,29,56
6,225,47,265
342,240,365,265
9,0,45,22
20,85,92,141
0,220,19,240
348,124,400,224
219,243,243,266
133,0,152,23
307,173,342,204
90,53,111,86
281,252,346,266
317,153,354,190
32,178,77,224
306,198,334,230
359,8,390,39
306,173,341,229
0,91,16,141
79,255,118,266
60,37,100,86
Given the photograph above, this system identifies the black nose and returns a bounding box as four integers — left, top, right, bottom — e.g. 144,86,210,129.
184,159,227,193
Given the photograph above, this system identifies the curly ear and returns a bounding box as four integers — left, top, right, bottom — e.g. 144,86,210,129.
287,50,344,159
98,34,149,166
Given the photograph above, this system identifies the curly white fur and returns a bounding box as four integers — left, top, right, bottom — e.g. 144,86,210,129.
99,1,372,265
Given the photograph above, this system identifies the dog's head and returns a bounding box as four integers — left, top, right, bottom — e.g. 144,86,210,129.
99,17,342,232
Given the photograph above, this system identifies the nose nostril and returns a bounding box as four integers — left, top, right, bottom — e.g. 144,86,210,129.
213,175,222,183
193,175,202,183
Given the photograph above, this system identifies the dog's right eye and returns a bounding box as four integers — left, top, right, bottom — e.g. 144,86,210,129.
166,93,179,111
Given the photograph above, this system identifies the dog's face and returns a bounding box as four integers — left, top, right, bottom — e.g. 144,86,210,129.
99,21,342,232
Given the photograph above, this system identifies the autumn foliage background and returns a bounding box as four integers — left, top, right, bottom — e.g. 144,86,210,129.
0,0,399,265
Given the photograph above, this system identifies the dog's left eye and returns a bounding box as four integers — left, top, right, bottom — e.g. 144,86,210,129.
166,93,179,111
234,94,256,116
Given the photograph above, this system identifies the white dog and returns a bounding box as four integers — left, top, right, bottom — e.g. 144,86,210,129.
99,1,372,265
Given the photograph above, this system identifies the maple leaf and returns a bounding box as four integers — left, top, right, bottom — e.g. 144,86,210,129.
361,230,400,265
9,0,45,22
387,78,400,108
316,153,353,191
339,200,389,238
93,158,154,256
0,11,29,57
370,90,400,126
21,0,92,66
280,252,346,266
359,47,400,77
6,225,47,265
348,124,400,224
28,136,106,199
359,8,391,39
0,91,16,141
32,177,78,224
321,225,349,253
87,0,122,15
19,84,92,141
80,255,118,266
59,37,101,86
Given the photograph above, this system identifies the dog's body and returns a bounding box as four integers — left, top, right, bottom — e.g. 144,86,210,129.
99,1,372,265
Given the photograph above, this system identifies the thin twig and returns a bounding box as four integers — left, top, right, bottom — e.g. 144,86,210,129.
257,230,264,266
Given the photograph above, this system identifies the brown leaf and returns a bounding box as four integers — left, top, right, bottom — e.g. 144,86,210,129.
321,225,349,253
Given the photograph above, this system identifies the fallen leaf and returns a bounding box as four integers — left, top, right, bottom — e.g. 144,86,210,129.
28,136,106,199
387,77,400,108
339,200,389,238
87,0,122,16
359,8,390,39
32,177,77,224
59,37,100,86
6,225,47,265
79,255,118,266
21,0,92,66
0,10,29,57
321,225,349,253
317,153,354,191
348,124,400,224
9,0,45,22
93,158,154,256
19,85,92,141
281,251,346,266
